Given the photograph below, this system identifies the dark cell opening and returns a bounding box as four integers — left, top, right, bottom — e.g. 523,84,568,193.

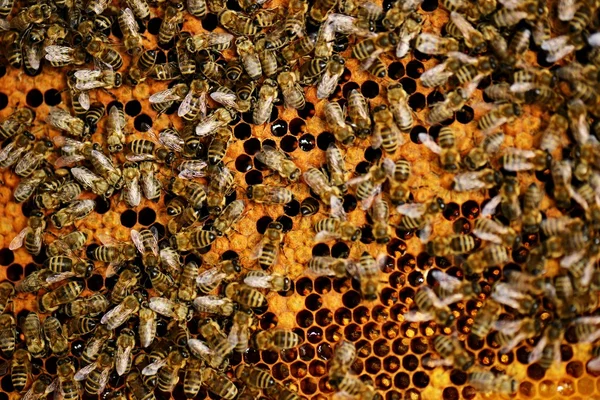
44,89,62,106
388,62,405,80
147,18,162,34
0,66,6,79
298,102,315,119
297,310,314,328
234,123,251,140
95,196,110,214
26,89,43,108
138,207,156,226
244,138,261,155
283,199,300,217
331,242,350,258
343,82,361,99
289,118,305,136
317,132,336,151
125,100,142,116
134,114,152,131
271,120,288,137
281,135,298,152
399,78,417,94
456,106,475,124
256,216,274,234
87,274,104,291
292,134,314,155
120,209,137,228
364,146,382,162
6,264,22,281
410,125,428,144
443,202,461,221
305,293,322,311
408,93,426,111
527,363,545,380
276,215,293,232
361,80,380,98
311,243,330,258
270,106,279,122
342,290,362,308
407,60,425,79
244,170,263,185
0,249,14,266
235,154,252,172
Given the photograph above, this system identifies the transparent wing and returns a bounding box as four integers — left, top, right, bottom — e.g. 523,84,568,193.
9,227,28,250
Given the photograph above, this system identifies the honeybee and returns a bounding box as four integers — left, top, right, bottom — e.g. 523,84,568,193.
75,346,115,395
491,282,538,315
251,221,285,269
308,256,356,277
397,196,446,235
40,280,85,313
236,365,275,389
426,234,476,256
452,168,502,192
430,334,474,371
416,32,459,55
447,11,486,51
147,267,176,296
10,211,45,256
351,252,384,301
177,79,209,122
22,312,46,359
314,196,361,242
101,294,140,330
134,305,156,349
468,369,518,395
0,132,34,170
225,282,266,308
275,68,305,109
170,227,217,252
64,294,109,318
344,90,372,139
197,320,234,367
405,286,456,326
427,87,471,125
418,128,461,172
541,33,585,63
493,317,539,353
463,244,509,276
247,184,293,205
158,5,183,45
368,196,392,244
182,356,203,398
525,321,563,369
150,62,182,81
0,107,35,140
551,160,580,209
126,372,155,400
70,166,112,197
121,163,141,208
149,297,189,322
394,12,423,57
11,349,31,392
104,106,127,154
483,176,521,221
471,299,501,339
353,31,398,64
131,227,159,268
256,329,303,353
317,55,345,100
202,368,238,399
22,374,55,400
464,131,505,170
303,168,341,206
429,270,481,304
324,101,356,146
385,83,413,132
255,144,301,181
0,314,15,357
386,159,411,205
91,234,137,269
43,317,69,357
242,270,290,292
44,255,94,283
195,108,234,137
228,310,254,352
264,383,301,400
473,218,519,247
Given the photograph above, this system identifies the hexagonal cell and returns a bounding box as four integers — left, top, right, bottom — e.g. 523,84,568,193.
272,363,290,380
314,277,332,294
363,322,381,340
344,323,362,342
394,372,411,390
355,340,372,358
305,293,323,311
298,343,315,361
353,306,370,324
308,360,327,377
325,325,343,343
334,308,352,326
315,309,333,327
290,361,308,379
365,357,381,374
300,377,318,395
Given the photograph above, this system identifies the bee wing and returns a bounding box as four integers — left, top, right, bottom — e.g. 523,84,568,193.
420,62,452,88
472,229,502,244
195,115,220,137
108,105,125,131
315,230,341,242
0,141,16,163
130,229,145,254
121,8,139,34
141,359,167,376
9,227,28,250
493,319,524,335
499,331,527,354
26,43,42,70
74,363,97,381
208,32,234,46
45,271,75,284
560,248,586,268
497,0,527,9
178,90,195,117
317,70,340,99
101,302,128,329
97,369,110,393
430,270,461,291
210,90,238,109
403,310,434,322
78,91,90,111
178,162,207,179
243,274,273,289
72,167,101,188
453,172,488,192
527,335,547,364
97,232,117,246
449,12,478,42
588,356,600,372
484,132,505,153
74,70,103,90
150,87,186,103
346,174,372,186
416,33,444,54
196,268,226,286
330,195,347,219
396,203,425,218
123,175,141,207
91,150,119,173
255,145,283,172
361,185,381,211
545,44,575,63
481,195,501,217
15,151,44,176
422,286,447,309
509,82,535,93
588,32,600,47
116,345,133,376
188,338,213,359
55,153,88,168
44,46,73,62
418,133,442,154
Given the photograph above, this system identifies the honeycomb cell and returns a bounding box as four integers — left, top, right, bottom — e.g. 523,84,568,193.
398,254,416,271
342,290,361,308
234,123,252,140
477,348,495,366
353,307,370,324
450,369,467,386
361,80,379,98
376,373,392,390
561,344,574,362
261,350,279,364
452,217,471,235
557,379,576,396
372,306,389,324
416,252,434,269
386,391,402,400
44,89,62,106
386,239,407,258
365,357,381,374
388,62,405,80
316,309,333,327
318,376,333,393
291,361,307,379
271,119,288,136
520,381,535,398
443,202,461,221
300,377,318,395
456,106,474,124
442,387,459,400
567,361,585,378
272,363,290,380
309,359,326,377
87,274,104,291
325,325,342,343
402,354,419,371
244,138,261,155
307,326,323,345
527,363,546,380
413,371,430,388
259,312,278,330
6,264,22,281
316,131,336,151
305,293,322,311
410,337,428,355
120,210,137,227
281,135,298,152
383,355,400,373
344,323,362,341
400,77,416,94
296,310,314,328
281,348,298,363
364,322,381,340
343,82,360,98
26,89,43,108
331,242,350,258
380,288,399,306
335,308,352,326
244,348,261,364
394,372,411,390
134,114,152,131
138,207,156,226
408,271,424,286
374,339,391,357
461,386,477,400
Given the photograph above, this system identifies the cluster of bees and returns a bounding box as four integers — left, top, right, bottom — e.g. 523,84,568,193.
0,0,598,396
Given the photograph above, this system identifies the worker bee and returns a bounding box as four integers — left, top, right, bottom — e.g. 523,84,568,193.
473,218,519,247
470,299,501,339
368,196,391,244
303,167,341,206
468,369,518,395
0,314,15,357
276,68,305,109
500,148,552,172
317,55,345,100
427,87,472,125
250,79,278,125
22,312,46,359
21,373,55,400
159,5,183,45
324,101,356,146
64,293,109,318
255,329,302,351
101,294,140,330
14,139,54,178
196,320,233,367
177,79,209,122
127,49,157,85
185,32,233,54
491,282,538,315
426,234,476,256
0,132,35,171
10,211,45,256
11,348,31,392
344,90,372,139
464,131,505,170
404,286,456,326
228,310,254,353
251,221,285,269
225,282,266,308
43,316,69,357
243,270,291,292
135,305,157,349
0,108,35,140
255,144,300,181
429,270,481,304
75,346,115,395
429,334,474,371
481,176,521,221
9,4,51,31
149,297,189,322
206,128,232,165
40,280,85,313
170,227,217,252
353,31,399,64
150,61,182,81
126,372,155,400
492,317,539,354
550,160,582,209
447,11,486,51
194,107,234,138
528,321,564,369
105,106,127,154
85,36,123,71
463,244,509,276
236,365,275,389
117,9,142,56
541,33,586,63
202,368,238,399
418,128,461,172
416,32,459,55
247,184,293,205
397,196,446,236
44,255,94,282
121,163,141,208
452,168,502,192
212,200,245,236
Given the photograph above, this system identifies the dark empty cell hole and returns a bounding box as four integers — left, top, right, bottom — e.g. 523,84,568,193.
271,119,288,137
406,60,425,79
235,154,252,172
315,277,332,295
299,134,315,152
317,132,336,151
87,274,104,291
461,200,480,219
242,112,254,124
111,19,123,38
427,90,445,106
134,114,152,131
361,80,380,99
341,67,352,82
453,217,472,235
280,135,298,152
120,209,137,228
297,310,314,328
234,123,251,140
342,290,361,308
283,199,300,217
44,89,62,106
344,323,361,341
537,50,554,68
388,62,405,80
276,215,293,233
243,138,261,155
147,17,162,34
6,264,22,281
0,66,6,79
443,202,460,221
200,13,217,31
408,93,426,111
226,0,242,10
312,243,330,257
413,371,430,388
289,118,306,136
139,207,156,226
343,194,357,213
93,196,110,215
331,242,350,258
154,51,167,64
256,216,273,234
364,147,382,162
342,82,361,99
456,106,474,124
305,294,322,311
125,100,142,116
0,249,14,266
0,93,7,111
26,89,43,108
297,102,315,119
1,374,14,392
399,77,416,94
270,106,279,122
245,170,263,185
244,348,261,364
527,363,545,380
263,138,277,148
410,125,427,144
421,0,438,11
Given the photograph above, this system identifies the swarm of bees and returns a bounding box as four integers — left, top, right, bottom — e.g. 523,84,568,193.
0,0,599,397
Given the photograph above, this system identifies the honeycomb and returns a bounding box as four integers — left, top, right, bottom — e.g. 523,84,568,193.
0,0,598,399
